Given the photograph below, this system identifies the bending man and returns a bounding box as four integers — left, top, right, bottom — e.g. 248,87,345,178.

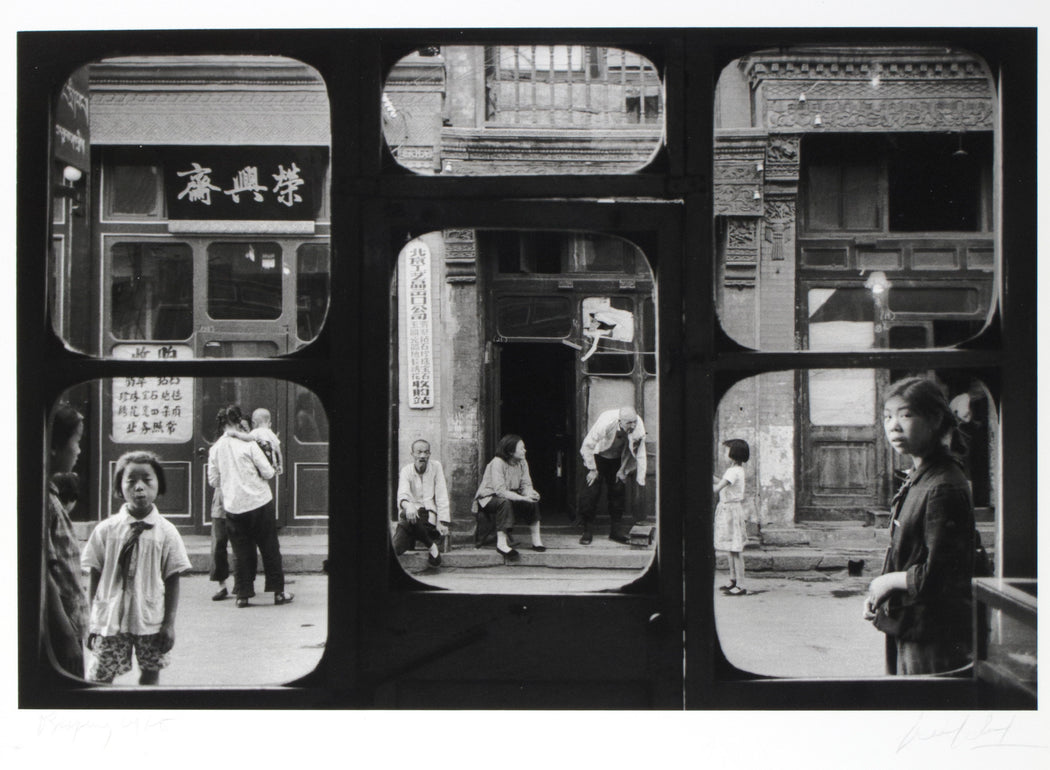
578,406,647,544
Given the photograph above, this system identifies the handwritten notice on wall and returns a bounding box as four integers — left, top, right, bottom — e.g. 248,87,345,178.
405,239,434,409
111,345,194,443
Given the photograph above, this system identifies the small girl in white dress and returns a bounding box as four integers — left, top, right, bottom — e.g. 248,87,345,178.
713,438,750,596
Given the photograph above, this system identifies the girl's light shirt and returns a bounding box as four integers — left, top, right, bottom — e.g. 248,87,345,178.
718,465,746,503
207,433,275,513
81,505,192,637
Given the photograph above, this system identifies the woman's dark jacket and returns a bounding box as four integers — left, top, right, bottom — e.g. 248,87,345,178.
874,452,975,643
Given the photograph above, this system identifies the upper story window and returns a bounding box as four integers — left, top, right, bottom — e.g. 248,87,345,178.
714,45,997,352
383,45,664,175
801,133,993,234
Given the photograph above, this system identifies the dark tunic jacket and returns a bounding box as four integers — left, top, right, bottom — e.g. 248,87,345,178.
874,452,975,644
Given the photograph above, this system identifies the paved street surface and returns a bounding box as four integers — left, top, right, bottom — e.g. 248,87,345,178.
82,574,328,687
76,569,889,687
715,573,886,678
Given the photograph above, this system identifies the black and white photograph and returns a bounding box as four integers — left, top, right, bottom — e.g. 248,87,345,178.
6,4,1047,768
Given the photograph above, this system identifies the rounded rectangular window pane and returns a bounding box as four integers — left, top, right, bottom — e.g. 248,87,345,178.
714,45,997,351
111,242,194,341
50,56,331,358
714,370,997,677
45,379,327,684
296,243,330,342
383,46,664,175
106,164,163,217
207,242,283,320
392,230,657,592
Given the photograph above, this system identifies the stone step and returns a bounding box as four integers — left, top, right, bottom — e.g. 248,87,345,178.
87,521,998,577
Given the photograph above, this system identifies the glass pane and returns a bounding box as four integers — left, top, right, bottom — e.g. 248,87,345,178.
383,46,663,175
45,380,328,684
842,165,880,230
50,55,331,358
714,45,997,351
391,230,657,592
715,371,998,677
888,287,979,314
110,242,193,341
202,341,280,358
888,133,991,232
808,369,875,426
805,165,842,230
568,235,632,272
106,164,163,217
496,297,573,338
296,243,330,342
807,288,874,350
207,242,283,320
293,385,329,444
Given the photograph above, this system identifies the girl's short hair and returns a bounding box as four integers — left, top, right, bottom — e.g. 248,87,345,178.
50,403,84,452
495,434,524,463
884,376,966,456
724,438,750,463
113,450,167,497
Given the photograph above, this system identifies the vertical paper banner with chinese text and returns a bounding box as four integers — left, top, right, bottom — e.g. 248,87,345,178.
405,239,434,409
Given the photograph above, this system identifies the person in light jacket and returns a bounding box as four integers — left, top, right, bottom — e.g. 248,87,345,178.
578,406,647,545
207,405,293,608
393,439,450,567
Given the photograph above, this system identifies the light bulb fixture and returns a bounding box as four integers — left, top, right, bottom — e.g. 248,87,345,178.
864,270,891,296
813,115,823,126
756,162,764,173
752,189,762,200
798,92,807,104
54,167,83,215
442,160,453,173
953,133,969,158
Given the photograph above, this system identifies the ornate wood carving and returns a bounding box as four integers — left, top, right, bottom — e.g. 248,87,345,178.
723,217,759,288
746,49,995,133
763,197,796,264
766,94,993,132
443,229,478,284
714,132,766,216
765,136,800,181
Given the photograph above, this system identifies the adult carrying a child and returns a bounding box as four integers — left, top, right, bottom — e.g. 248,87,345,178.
207,405,294,608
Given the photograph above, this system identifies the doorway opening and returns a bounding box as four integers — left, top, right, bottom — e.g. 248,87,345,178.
498,342,576,522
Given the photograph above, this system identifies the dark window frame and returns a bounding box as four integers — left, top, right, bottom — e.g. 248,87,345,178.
19,28,1036,711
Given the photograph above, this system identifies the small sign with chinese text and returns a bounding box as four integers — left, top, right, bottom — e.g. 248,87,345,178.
111,345,194,443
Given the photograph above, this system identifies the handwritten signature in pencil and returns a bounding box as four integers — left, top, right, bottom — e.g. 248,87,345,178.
898,713,1048,753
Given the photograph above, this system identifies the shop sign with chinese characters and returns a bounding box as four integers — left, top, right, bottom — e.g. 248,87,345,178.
160,146,328,221
405,239,434,409
111,345,194,442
